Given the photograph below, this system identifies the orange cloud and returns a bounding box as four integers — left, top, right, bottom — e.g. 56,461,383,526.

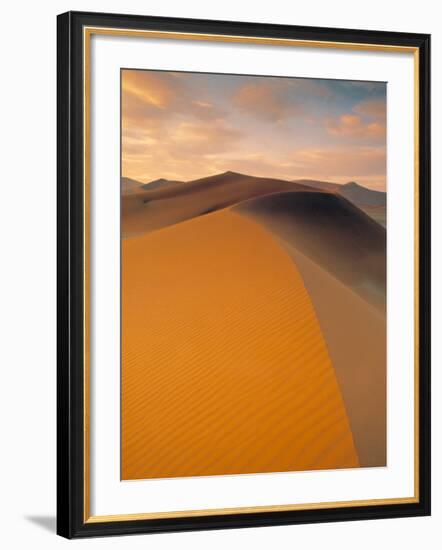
170,120,243,155
326,113,385,139
353,98,386,120
122,70,225,125
122,143,386,190
326,97,386,141
289,145,385,184
232,78,333,122
122,70,176,109
122,116,243,181
233,81,299,122
121,70,386,189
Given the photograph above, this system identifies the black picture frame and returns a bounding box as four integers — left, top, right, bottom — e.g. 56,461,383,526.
57,10,431,539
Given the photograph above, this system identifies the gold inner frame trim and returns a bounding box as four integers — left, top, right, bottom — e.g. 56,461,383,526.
83,26,420,523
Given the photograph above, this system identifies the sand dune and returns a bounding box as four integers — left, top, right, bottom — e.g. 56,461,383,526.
140,171,315,201
122,209,359,480
122,171,320,237
294,179,387,226
236,191,386,312
122,176,144,195
141,178,184,191
293,179,342,192
295,179,386,207
338,182,386,207
255,240,385,467
358,205,386,227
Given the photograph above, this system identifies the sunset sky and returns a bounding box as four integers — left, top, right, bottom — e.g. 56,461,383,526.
122,70,386,191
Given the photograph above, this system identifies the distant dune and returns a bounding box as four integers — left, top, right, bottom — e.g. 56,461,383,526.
235,191,386,312
294,179,386,206
141,171,314,201
122,173,387,236
141,178,184,191
338,182,386,207
122,177,184,195
121,176,144,195
122,209,359,479
122,171,320,237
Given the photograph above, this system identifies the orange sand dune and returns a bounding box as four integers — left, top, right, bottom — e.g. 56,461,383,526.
269,244,386,467
236,191,386,312
235,197,386,466
122,209,359,480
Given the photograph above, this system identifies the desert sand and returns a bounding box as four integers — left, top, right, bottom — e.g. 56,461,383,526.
122,172,319,237
122,209,360,479
240,235,386,467
236,191,386,312
290,248,386,467
294,179,387,227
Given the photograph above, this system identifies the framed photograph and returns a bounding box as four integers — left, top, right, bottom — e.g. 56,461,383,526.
57,11,431,538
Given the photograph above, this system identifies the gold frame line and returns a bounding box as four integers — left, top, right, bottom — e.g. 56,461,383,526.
82,26,420,523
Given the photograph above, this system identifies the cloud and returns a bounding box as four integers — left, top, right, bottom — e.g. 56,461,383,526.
353,98,386,120
122,141,386,190
122,70,225,124
121,70,386,189
326,97,386,141
122,70,239,180
168,120,243,156
289,146,386,186
326,114,385,139
232,78,338,122
232,81,298,122
122,70,176,109
122,116,243,181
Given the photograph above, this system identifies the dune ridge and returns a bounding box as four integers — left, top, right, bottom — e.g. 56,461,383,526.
122,209,360,479
122,172,387,237
294,179,387,226
234,194,387,465
294,179,386,206
259,240,385,466
122,172,322,237
141,178,184,191
121,170,387,479
235,191,386,312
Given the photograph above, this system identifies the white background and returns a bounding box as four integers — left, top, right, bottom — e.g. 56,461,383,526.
0,0,440,548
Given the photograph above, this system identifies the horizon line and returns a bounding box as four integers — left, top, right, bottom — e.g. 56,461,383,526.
121,171,386,193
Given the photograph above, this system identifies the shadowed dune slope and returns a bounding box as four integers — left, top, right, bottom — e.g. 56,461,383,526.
359,205,386,227
236,191,386,312
294,180,387,226
271,244,386,467
295,179,386,207
122,209,359,480
122,171,319,237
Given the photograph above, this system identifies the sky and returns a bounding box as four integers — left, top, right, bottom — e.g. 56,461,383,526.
122,69,386,191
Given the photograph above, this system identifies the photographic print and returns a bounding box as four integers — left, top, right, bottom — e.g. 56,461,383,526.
57,13,430,537
121,69,387,481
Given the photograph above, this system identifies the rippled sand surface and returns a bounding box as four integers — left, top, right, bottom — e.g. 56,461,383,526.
122,209,359,480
